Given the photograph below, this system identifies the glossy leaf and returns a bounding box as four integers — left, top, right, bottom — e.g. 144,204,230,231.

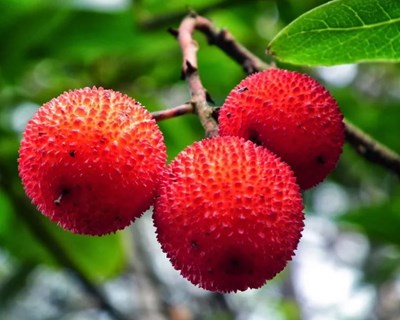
268,0,400,65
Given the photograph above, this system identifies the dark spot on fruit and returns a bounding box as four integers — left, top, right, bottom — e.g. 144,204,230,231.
226,112,231,118
316,155,326,164
99,137,106,144
191,240,199,249
205,231,211,236
224,256,242,275
248,129,262,146
69,150,76,157
38,132,45,136
236,86,248,93
221,250,254,276
230,257,240,266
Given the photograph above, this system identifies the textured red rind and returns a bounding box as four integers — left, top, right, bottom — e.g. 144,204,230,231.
18,87,166,235
218,69,345,190
153,136,304,293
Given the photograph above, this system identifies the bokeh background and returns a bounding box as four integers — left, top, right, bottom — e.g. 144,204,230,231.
1,0,400,319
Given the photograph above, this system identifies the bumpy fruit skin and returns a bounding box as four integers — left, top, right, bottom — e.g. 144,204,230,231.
18,87,166,235
218,69,345,190
153,136,304,292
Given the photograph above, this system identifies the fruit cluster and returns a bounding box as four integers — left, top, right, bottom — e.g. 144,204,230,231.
18,69,344,292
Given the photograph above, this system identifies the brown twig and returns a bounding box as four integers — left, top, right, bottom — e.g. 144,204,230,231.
189,14,400,176
151,103,194,122
176,13,219,137
344,119,400,176
192,15,272,74
157,13,400,176
152,13,270,123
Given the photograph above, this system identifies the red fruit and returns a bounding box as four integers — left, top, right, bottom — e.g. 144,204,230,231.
18,87,166,235
153,136,304,292
218,69,345,189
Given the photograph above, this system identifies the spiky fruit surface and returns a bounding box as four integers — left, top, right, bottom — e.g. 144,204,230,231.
18,87,166,235
153,136,304,292
218,69,345,190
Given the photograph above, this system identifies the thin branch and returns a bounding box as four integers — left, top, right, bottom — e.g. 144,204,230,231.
176,14,219,137
159,13,400,175
189,14,400,176
344,119,400,176
151,103,194,122
152,14,270,125
192,15,272,74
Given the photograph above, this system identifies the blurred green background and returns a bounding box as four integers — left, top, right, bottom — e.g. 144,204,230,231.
1,0,400,319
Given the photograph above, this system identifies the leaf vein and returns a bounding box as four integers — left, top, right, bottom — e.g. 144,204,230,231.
375,0,393,20
341,3,366,26
286,16,400,38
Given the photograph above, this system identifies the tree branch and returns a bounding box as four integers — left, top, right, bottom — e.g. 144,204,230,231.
189,14,400,176
154,13,400,176
344,119,400,176
176,13,219,138
188,15,272,74
151,103,194,122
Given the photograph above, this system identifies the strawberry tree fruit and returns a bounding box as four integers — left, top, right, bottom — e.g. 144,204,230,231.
219,69,345,189
153,136,304,292
18,87,166,235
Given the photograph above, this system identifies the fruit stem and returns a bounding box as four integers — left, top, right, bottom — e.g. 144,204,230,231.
151,103,194,122
176,13,220,137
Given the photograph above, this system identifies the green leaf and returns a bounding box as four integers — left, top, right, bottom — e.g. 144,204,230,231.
268,0,400,66
47,220,127,282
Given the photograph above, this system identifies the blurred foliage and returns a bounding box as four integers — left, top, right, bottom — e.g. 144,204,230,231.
0,187,125,281
339,187,400,246
0,0,400,319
